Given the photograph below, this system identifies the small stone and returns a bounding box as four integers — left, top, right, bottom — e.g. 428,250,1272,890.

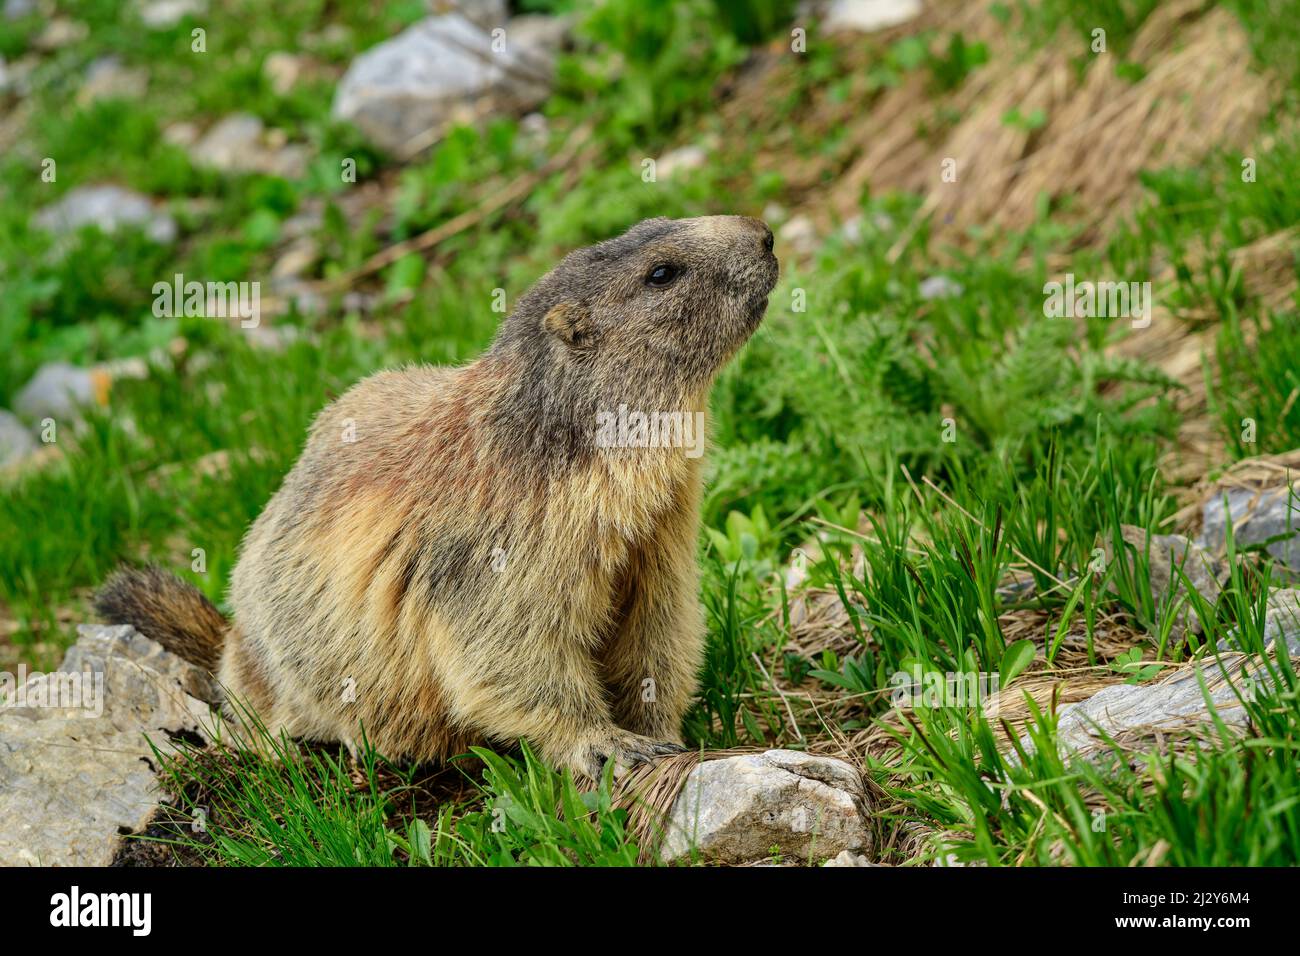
823,849,876,866
77,56,148,106
34,184,177,245
0,409,36,467
33,18,88,50
658,750,871,865
189,114,308,179
271,239,318,280
778,215,818,256
656,144,708,180
263,51,303,95
162,121,200,147
919,275,964,300
1030,663,1250,761
138,0,206,30
341,291,378,314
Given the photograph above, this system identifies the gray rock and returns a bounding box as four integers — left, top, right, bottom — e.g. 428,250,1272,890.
0,625,216,866
1200,483,1300,575
190,113,309,179
1220,588,1300,657
331,11,563,155
919,275,964,300
822,0,923,33
1017,590,1300,762
78,56,148,105
1103,525,1226,637
34,184,177,244
1044,664,1250,760
13,362,106,423
3,0,34,20
659,750,871,865
0,409,36,467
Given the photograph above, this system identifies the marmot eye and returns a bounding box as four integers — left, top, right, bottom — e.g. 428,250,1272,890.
645,263,679,287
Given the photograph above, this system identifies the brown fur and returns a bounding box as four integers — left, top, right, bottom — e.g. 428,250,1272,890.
94,565,226,673
97,215,778,778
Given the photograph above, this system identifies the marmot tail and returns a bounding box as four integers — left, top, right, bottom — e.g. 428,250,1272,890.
94,565,227,673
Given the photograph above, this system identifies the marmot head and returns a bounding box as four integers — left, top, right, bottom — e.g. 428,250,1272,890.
483,216,777,465
493,216,778,408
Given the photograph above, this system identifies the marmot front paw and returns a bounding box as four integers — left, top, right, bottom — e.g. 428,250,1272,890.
568,730,686,780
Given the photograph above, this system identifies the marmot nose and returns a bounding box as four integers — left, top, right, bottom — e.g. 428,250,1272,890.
738,216,774,254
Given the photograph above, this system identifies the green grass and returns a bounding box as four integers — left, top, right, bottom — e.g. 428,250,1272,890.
3,0,1300,865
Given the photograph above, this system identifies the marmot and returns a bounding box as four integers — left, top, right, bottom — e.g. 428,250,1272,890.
97,215,778,778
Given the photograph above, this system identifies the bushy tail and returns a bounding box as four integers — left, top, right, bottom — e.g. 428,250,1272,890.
95,565,227,672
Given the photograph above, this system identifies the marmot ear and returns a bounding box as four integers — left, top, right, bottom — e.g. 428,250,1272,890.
543,302,596,348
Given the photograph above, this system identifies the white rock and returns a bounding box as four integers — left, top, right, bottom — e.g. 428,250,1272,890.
331,11,564,155
823,0,923,33
656,144,708,180
78,56,148,105
34,184,177,244
263,51,304,95
659,750,871,865
778,215,819,255
162,121,200,147
823,849,876,866
138,0,206,29
919,275,963,300
33,17,88,50
190,113,308,179
13,361,108,423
